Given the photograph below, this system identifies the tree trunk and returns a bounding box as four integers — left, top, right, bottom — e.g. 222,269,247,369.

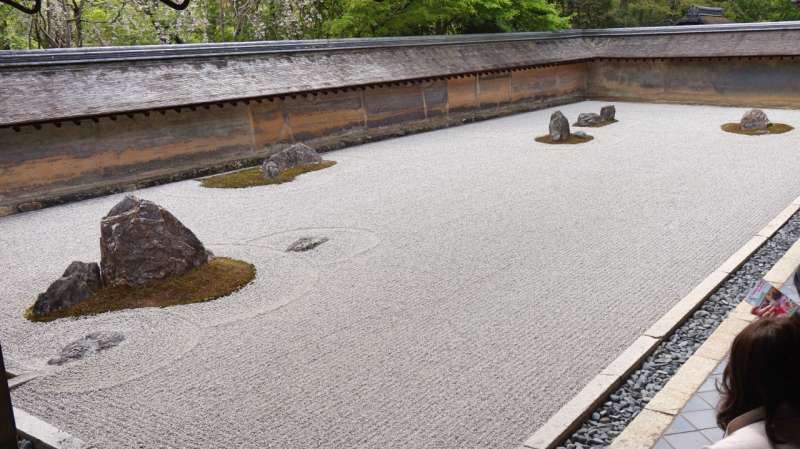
219,0,224,41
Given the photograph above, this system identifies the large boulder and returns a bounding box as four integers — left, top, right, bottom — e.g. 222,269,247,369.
740,109,770,130
601,105,616,122
100,196,210,287
549,111,570,141
262,143,322,179
32,261,102,316
574,112,603,127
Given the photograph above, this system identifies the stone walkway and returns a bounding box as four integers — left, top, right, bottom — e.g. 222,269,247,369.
653,360,726,449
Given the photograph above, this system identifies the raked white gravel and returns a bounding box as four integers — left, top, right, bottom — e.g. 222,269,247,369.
3,101,800,449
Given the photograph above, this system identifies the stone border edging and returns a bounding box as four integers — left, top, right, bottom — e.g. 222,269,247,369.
606,233,800,449
14,407,85,449
6,369,83,448
519,197,800,449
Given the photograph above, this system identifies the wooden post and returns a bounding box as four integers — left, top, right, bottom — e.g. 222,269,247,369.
0,343,17,449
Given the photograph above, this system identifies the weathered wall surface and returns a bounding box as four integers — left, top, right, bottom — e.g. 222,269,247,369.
588,57,800,107
4,22,800,214
0,63,586,212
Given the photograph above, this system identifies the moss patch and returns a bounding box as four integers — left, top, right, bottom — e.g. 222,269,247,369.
535,134,594,145
574,119,618,128
200,161,337,189
721,123,794,136
26,257,256,322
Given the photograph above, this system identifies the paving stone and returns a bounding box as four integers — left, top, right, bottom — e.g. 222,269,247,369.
681,394,714,413
698,390,720,407
698,377,718,393
683,409,718,430
701,428,724,442
664,431,711,449
653,439,673,449
664,415,696,435
606,410,673,449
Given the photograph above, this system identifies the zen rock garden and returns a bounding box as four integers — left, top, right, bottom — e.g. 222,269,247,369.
721,108,794,135
201,143,336,188
537,105,794,146
28,195,255,321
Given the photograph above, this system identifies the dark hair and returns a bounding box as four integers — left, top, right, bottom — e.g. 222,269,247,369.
717,316,800,444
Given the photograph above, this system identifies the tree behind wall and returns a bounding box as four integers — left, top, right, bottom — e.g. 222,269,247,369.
0,0,569,48
2,0,800,48
325,0,570,37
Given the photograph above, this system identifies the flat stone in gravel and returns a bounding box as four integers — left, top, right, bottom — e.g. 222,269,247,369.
286,237,329,252
48,331,126,366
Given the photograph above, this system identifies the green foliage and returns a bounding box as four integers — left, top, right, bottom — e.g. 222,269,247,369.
557,0,614,29
726,0,800,22
560,0,800,28
325,0,569,37
1,0,800,49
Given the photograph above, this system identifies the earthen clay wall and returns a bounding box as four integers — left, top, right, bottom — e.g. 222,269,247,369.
3,22,800,214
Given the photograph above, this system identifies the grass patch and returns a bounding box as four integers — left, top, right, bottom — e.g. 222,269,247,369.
26,257,256,322
200,161,337,189
574,119,618,128
721,123,794,136
535,134,594,145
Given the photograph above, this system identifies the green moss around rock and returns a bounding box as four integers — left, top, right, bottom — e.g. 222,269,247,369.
721,123,794,136
535,134,594,145
26,257,256,322
200,161,337,189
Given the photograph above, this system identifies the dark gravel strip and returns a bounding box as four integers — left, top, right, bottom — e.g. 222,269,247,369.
557,210,800,449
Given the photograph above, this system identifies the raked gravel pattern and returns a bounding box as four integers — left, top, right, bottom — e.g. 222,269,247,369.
559,209,800,449
3,101,800,449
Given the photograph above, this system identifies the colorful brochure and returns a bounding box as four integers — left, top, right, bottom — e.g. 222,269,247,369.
745,276,800,318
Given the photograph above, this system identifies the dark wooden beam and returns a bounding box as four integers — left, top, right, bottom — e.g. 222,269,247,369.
0,344,17,449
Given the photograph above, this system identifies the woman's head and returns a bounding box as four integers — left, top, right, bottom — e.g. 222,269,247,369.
718,316,800,443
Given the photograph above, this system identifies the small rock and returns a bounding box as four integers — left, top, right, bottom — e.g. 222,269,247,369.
17,440,33,449
740,109,770,130
17,201,43,213
261,161,280,179
601,105,616,121
48,331,125,365
0,205,15,217
549,111,570,142
574,112,602,127
573,131,588,138
286,237,329,252
31,261,102,316
100,196,210,287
